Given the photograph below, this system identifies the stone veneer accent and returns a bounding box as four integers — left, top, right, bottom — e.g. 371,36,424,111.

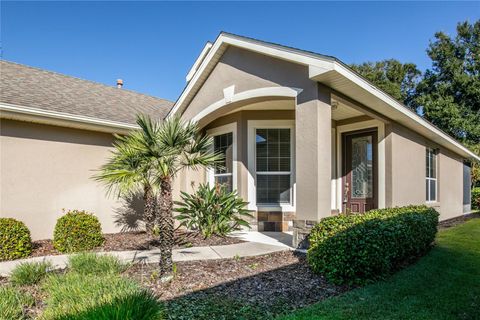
292,219,317,249
257,211,295,232
292,210,342,248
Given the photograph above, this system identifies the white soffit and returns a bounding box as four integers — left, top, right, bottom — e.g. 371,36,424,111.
170,32,479,161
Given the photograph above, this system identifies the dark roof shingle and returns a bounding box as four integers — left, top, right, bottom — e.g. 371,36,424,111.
0,60,173,125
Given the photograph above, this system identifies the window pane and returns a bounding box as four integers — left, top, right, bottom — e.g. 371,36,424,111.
257,157,268,171
214,132,233,175
268,143,279,157
429,179,436,201
426,179,429,201
268,158,279,171
279,129,290,143
280,143,290,157
351,136,373,198
215,175,232,193
268,129,279,143
256,174,290,204
426,150,430,177
278,175,291,203
431,151,436,178
256,128,291,205
256,128,290,173
426,148,437,179
257,143,267,157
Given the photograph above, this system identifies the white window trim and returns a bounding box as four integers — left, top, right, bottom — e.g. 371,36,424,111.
426,147,438,203
335,120,386,212
206,122,238,191
247,120,295,212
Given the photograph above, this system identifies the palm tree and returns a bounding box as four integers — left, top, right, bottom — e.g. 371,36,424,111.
151,115,219,275
94,118,160,235
96,114,219,275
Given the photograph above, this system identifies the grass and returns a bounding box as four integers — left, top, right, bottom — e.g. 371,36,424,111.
67,252,127,275
40,272,163,320
10,261,52,286
282,216,480,320
165,294,268,320
0,286,34,320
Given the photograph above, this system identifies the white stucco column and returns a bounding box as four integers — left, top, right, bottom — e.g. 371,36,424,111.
293,84,332,248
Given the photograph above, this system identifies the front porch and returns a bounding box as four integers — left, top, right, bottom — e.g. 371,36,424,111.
181,85,387,247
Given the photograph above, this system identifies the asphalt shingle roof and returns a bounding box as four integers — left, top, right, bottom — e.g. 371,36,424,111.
0,60,173,125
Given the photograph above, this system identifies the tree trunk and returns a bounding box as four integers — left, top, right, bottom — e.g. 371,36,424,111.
143,185,156,235
157,177,174,275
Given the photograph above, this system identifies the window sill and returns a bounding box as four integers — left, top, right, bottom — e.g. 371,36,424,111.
254,204,295,212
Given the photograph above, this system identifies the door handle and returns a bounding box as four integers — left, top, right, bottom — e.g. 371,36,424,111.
343,182,349,203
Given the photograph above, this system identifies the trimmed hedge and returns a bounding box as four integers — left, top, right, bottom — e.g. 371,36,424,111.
472,187,480,210
53,210,104,253
0,218,32,261
307,205,439,285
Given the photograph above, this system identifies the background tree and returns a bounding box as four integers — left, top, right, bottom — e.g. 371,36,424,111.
350,59,421,108
414,20,480,145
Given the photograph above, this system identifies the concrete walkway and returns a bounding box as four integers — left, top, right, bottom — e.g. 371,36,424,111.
0,241,290,276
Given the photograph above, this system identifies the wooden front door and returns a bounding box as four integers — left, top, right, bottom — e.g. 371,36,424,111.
342,129,377,213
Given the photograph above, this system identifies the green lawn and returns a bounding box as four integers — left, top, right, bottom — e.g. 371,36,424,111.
282,217,480,320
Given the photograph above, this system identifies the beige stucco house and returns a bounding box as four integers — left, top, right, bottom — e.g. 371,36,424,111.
1,33,478,246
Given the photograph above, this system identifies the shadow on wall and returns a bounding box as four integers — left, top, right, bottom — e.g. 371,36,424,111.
113,194,145,232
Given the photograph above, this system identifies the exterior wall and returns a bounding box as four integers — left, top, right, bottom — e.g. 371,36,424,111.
0,119,139,240
438,149,464,220
182,46,314,121
387,123,465,220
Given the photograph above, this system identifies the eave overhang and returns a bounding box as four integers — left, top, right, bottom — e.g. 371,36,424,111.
0,102,138,134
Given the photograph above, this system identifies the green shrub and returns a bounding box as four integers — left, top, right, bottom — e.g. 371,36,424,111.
53,210,104,253
10,261,52,286
307,205,439,285
0,218,32,261
41,272,163,320
472,187,480,210
68,253,126,275
174,183,253,238
0,285,34,320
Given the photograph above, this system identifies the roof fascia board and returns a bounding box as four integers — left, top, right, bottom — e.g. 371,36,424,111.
186,42,213,82
0,102,138,133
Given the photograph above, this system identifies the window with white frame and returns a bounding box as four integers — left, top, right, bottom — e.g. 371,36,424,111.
426,148,437,202
255,128,291,204
213,132,233,192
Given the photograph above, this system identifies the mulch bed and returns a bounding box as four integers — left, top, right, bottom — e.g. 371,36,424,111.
29,230,245,258
438,213,480,230
126,251,346,313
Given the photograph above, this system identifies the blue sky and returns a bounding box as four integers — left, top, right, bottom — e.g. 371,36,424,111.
2,1,479,101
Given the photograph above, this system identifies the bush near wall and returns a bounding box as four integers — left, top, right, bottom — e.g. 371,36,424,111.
307,205,439,285
472,187,480,210
0,218,32,261
53,210,104,253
